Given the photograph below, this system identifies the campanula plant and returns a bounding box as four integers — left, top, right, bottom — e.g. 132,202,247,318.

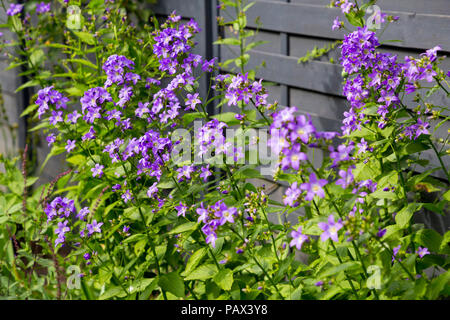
0,0,448,300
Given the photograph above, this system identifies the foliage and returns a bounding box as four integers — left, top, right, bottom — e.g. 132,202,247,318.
0,0,448,300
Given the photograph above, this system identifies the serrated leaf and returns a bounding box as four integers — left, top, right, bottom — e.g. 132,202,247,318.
213,268,233,291
73,31,95,45
30,49,45,67
168,221,197,235
158,272,185,298
320,261,361,277
414,229,442,252
184,264,218,281
99,286,123,300
395,203,422,229
181,247,208,277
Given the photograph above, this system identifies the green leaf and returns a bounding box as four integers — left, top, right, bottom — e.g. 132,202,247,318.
123,207,141,221
66,154,86,166
320,261,361,277
395,203,422,229
184,264,218,281
65,87,85,96
29,120,50,132
181,247,208,277
213,38,241,46
129,278,158,295
168,222,198,235
233,168,262,179
158,272,185,298
15,80,39,93
138,277,159,300
182,112,204,126
66,58,98,70
403,141,429,155
123,234,146,244
5,61,26,71
244,40,269,52
73,31,96,45
345,12,364,27
39,145,65,172
10,15,23,32
371,190,398,200
29,49,45,67
443,189,450,201
212,112,239,125
20,104,39,117
157,179,175,189
414,229,442,253
440,231,450,253
382,224,401,241
134,239,147,256
213,268,233,291
427,271,450,299
235,54,250,68
99,287,123,300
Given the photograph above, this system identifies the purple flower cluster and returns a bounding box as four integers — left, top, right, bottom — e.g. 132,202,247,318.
44,195,103,247
153,14,200,75
340,26,434,139
196,119,232,157
36,2,51,14
113,129,173,180
35,86,69,119
80,87,113,124
269,106,337,171
332,17,343,31
318,214,343,242
283,172,329,208
402,118,430,140
224,73,268,107
329,142,354,168
196,200,238,247
335,166,355,189
404,46,440,85
334,0,354,14
283,182,302,207
44,197,76,222
148,15,222,124
6,3,23,16
289,226,309,250
102,54,136,88
301,172,328,201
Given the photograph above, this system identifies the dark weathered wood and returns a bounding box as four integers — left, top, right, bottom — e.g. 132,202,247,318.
244,1,450,52
291,0,450,16
222,48,344,95
150,0,204,18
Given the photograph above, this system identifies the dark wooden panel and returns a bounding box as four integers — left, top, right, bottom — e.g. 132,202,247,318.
291,0,450,16
150,0,204,18
244,1,450,52
222,49,344,95
223,28,282,54
223,49,450,118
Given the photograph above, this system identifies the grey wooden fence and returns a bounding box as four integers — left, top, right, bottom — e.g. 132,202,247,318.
0,0,448,231
150,0,450,233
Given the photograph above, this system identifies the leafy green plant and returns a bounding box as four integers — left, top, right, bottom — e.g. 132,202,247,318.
0,0,448,300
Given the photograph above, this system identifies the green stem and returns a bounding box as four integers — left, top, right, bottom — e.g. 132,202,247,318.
230,226,285,299
329,241,360,299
